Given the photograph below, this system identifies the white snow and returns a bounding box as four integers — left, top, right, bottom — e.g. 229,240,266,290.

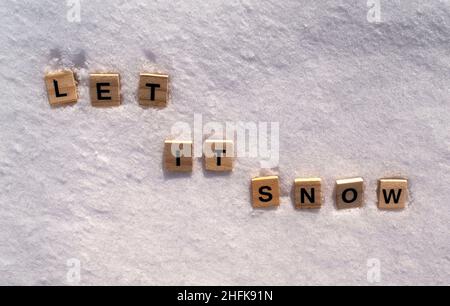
0,0,449,285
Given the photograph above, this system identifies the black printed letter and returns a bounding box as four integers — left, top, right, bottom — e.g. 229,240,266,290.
96,83,111,100
214,149,226,166
342,188,357,203
145,83,160,101
259,186,273,202
175,151,181,167
382,189,402,204
53,80,68,98
301,188,315,204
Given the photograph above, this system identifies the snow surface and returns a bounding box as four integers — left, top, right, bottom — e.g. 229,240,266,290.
0,0,449,285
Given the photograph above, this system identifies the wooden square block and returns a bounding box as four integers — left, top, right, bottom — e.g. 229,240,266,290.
378,178,408,210
44,70,78,106
251,176,280,208
138,73,169,107
294,178,322,209
90,73,121,107
336,177,364,209
204,140,234,172
164,140,193,172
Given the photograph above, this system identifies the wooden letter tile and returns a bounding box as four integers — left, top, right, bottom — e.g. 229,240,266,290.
378,178,408,210
204,140,234,172
294,178,322,209
139,73,169,107
336,177,364,209
90,73,121,107
44,70,78,106
164,140,193,172
251,176,280,208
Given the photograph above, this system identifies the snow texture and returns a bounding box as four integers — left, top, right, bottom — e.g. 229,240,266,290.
0,0,449,285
